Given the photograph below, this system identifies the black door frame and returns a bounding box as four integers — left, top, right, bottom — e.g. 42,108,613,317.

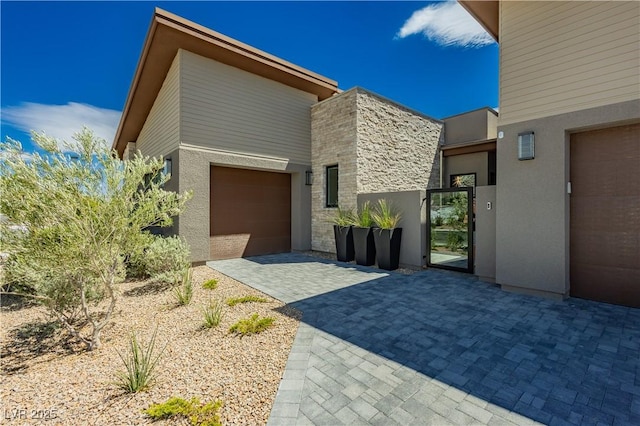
427,187,474,273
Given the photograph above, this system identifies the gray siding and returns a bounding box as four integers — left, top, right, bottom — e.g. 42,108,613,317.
136,52,181,159
180,50,318,165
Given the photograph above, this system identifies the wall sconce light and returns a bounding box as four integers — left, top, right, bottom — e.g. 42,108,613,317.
305,170,314,185
518,131,535,160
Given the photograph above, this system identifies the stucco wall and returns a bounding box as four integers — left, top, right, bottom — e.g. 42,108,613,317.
358,191,427,268
444,152,489,187
496,99,640,298
475,185,496,282
311,87,442,254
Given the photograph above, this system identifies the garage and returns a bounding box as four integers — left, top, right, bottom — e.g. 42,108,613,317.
210,166,291,260
570,123,640,307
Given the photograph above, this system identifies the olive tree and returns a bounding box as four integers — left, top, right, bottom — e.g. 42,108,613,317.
0,128,191,350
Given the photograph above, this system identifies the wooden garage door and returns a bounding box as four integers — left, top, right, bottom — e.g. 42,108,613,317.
570,123,640,307
210,166,291,260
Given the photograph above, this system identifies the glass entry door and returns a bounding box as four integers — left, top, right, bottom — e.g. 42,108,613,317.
427,187,473,273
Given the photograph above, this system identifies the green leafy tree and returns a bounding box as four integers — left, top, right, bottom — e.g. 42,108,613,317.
0,128,192,350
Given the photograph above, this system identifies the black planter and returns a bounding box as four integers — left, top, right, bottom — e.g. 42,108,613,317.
373,228,402,270
333,225,355,262
352,226,376,266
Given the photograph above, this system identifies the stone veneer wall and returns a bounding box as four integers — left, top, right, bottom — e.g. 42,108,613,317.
356,89,442,193
310,89,358,253
311,87,443,253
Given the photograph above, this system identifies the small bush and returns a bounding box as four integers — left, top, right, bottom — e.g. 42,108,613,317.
131,235,190,284
226,295,267,307
202,300,223,329
202,279,218,290
229,313,275,336
114,328,165,393
144,396,222,426
173,269,193,306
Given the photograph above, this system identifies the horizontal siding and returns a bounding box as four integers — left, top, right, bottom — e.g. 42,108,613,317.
499,1,640,125
180,50,318,165
136,51,180,159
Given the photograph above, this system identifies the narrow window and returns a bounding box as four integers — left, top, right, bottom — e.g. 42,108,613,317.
326,165,338,208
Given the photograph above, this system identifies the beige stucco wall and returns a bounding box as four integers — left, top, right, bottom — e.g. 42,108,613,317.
496,99,640,298
475,185,496,282
499,1,640,126
444,108,498,144
310,87,442,253
444,152,489,187
180,49,318,165
136,53,181,159
358,191,427,268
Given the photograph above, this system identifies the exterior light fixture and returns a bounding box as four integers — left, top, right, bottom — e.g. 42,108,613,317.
518,131,535,160
305,170,314,185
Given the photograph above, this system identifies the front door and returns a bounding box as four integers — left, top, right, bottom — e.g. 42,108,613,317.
427,187,474,273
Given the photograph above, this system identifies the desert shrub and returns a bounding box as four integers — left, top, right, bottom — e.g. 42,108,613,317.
139,235,190,284
229,313,275,336
114,328,165,393
144,396,222,426
226,295,267,307
173,268,193,306
202,279,218,290
0,128,191,350
202,300,223,329
331,206,356,226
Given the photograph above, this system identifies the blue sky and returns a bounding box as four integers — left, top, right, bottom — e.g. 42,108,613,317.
1,1,498,153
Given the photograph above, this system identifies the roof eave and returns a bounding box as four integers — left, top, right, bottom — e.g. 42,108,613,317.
458,0,499,42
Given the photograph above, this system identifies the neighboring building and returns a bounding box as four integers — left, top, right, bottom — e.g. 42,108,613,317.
460,1,640,306
113,9,338,263
311,87,443,253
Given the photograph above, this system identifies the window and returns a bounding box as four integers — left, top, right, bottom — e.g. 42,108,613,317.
326,165,338,207
450,173,476,188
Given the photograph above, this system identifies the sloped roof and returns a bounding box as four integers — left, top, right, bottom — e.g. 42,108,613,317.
113,8,339,156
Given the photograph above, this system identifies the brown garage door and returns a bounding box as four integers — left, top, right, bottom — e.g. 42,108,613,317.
570,123,640,307
210,166,291,260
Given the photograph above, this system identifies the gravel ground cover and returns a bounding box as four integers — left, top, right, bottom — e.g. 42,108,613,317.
1,266,301,425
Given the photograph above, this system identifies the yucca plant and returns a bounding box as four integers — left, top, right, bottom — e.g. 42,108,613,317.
173,268,193,306
202,300,224,329
114,328,165,393
372,199,402,229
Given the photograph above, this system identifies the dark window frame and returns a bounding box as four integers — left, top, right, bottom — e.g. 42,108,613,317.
325,164,339,208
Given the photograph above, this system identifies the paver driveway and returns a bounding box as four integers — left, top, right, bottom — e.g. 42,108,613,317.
208,254,640,425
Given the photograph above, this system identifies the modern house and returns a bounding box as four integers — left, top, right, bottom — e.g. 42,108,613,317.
115,3,639,308
460,1,639,306
113,8,443,267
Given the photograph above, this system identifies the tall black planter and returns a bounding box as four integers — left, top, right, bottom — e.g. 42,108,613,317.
333,225,355,262
373,228,402,271
352,226,376,266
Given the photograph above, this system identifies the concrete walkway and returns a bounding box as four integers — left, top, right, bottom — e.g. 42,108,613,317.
208,254,640,426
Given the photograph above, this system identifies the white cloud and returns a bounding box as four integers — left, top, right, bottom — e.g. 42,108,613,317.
1,102,121,150
396,1,494,48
